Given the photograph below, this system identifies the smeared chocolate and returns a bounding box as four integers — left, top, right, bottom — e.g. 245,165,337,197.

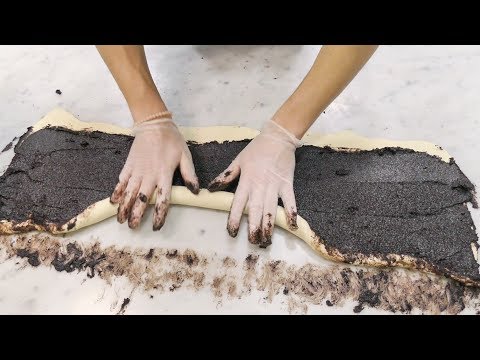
138,193,148,203
1,137,17,153
4,234,480,314
0,127,131,227
0,127,479,285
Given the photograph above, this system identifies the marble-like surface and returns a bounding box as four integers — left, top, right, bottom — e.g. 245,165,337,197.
1,45,480,314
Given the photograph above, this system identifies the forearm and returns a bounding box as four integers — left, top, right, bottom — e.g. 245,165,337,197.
96,45,168,124
272,45,378,139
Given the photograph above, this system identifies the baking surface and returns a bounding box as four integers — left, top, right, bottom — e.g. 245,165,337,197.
1,45,480,314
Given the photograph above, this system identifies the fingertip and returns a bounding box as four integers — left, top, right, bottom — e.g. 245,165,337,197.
287,208,298,231
289,220,298,231
228,180,249,236
110,183,124,204
259,238,272,248
179,153,199,192
207,178,228,192
152,222,164,232
185,179,200,195
248,227,262,245
153,187,170,231
116,209,122,223
262,217,274,246
208,165,240,192
280,187,298,231
116,179,141,225
227,221,239,238
117,205,129,224
127,194,149,229
152,214,167,231
152,204,166,231
128,217,139,229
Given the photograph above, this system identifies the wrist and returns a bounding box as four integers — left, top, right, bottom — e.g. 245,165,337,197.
129,99,170,124
124,81,169,124
262,120,303,148
270,113,308,140
272,88,326,139
133,118,177,136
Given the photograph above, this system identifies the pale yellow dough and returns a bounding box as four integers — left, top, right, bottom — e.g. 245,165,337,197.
5,108,468,279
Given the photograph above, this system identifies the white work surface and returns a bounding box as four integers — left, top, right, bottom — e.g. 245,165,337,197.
0,45,479,314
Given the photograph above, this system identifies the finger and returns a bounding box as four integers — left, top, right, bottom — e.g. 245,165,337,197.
110,167,132,204
226,178,249,238
179,151,200,195
128,180,156,229
207,160,240,192
153,177,172,231
247,188,264,245
117,178,141,224
280,185,298,231
260,187,279,248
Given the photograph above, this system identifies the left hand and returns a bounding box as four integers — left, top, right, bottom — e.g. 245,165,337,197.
208,120,302,247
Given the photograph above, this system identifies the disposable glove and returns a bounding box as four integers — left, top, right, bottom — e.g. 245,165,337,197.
208,120,302,248
110,119,199,230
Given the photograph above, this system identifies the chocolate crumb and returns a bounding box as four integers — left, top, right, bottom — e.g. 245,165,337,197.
118,298,130,314
353,304,364,313
16,249,40,267
183,250,199,267
145,249,154,260
166,249,178,259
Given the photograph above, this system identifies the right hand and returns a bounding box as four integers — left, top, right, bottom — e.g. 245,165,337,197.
207,120,301,247
110,119,199,230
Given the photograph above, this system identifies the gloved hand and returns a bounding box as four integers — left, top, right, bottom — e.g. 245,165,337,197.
110,118,199,230
208,120,302,248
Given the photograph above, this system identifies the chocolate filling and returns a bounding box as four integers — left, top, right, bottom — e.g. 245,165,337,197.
0,127,479,285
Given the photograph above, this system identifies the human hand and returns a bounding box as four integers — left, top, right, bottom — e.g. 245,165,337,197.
208,120,302,247
111,119,199,230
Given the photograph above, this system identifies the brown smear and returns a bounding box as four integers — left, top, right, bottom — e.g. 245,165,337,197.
1,137,17,153
1,233,480,314
223,256,236,268
117,298,130,314
243,254,259,294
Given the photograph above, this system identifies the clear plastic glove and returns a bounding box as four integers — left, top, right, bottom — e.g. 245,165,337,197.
208,120,302,248
110,119,199,230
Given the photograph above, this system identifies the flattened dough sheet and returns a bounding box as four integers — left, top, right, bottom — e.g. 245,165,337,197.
0,109,479,286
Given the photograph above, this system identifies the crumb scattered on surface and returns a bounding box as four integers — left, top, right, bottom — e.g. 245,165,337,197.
1,234,480,314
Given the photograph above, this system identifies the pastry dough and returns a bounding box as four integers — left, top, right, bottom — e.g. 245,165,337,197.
1,108,478,287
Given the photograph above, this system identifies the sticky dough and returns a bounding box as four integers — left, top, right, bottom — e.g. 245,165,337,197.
5,108,477,286
29,108,450,236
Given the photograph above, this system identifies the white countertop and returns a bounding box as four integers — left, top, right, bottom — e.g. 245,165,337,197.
1,45,479,314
